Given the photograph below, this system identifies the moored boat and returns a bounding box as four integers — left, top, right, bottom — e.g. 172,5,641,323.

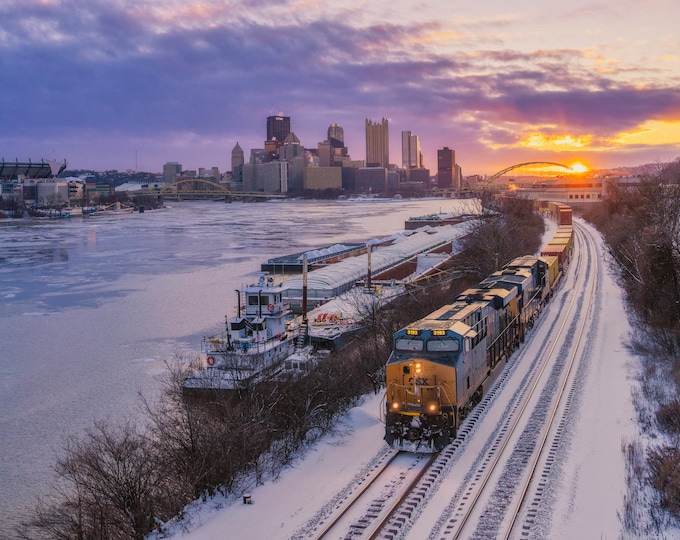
60,207,83,218
184,274,296,393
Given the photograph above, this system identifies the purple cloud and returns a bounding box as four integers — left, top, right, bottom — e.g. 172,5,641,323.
1,1,678,172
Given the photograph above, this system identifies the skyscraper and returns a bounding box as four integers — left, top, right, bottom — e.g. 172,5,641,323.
365,118,389,168
231,142,244,171
437,147,455,189
401,130,422,169
325,122,349,165
266,115,291,142
280,132,303,161
328,123,344,148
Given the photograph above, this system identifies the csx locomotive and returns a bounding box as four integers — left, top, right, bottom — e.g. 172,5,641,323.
383,220,570,451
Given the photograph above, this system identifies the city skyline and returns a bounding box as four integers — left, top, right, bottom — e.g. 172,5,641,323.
2,0,680,175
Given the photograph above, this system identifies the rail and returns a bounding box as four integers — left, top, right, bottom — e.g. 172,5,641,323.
434,222,599,539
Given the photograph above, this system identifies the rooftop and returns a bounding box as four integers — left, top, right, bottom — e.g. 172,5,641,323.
0,159,67,181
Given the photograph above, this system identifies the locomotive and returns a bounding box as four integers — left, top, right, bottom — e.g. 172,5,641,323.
383,220,570,451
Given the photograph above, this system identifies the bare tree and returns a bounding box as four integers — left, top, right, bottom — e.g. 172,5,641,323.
21,420,164,540
585,161,680,528
453,195,544,283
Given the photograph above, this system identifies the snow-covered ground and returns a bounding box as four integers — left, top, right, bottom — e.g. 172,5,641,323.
156,219,645,539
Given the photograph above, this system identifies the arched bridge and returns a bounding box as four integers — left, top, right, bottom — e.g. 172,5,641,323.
486,162,573,182
129,178,286,200
159,178,231,199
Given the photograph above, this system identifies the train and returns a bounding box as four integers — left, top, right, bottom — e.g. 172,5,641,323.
383,204,572,451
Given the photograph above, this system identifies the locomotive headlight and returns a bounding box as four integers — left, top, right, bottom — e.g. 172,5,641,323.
391,401,401,411
415,362,422,374
426,402,439,414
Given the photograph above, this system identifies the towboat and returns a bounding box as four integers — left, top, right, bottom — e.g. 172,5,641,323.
184,274,296,393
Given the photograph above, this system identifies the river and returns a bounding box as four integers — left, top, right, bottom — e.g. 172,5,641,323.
0,197,476,534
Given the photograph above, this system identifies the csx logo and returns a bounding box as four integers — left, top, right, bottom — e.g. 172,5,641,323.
410,377,430,385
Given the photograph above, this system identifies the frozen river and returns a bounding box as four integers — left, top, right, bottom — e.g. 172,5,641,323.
0,197,475,534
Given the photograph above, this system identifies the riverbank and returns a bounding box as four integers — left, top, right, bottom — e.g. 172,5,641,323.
0,198,477,536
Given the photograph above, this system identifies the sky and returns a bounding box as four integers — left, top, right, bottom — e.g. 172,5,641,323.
2,0,680,175
150,217,652,539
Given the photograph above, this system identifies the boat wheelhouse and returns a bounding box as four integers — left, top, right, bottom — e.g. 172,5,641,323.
185,274,295,393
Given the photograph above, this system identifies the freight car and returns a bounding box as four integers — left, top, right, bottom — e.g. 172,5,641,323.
383,209,573,451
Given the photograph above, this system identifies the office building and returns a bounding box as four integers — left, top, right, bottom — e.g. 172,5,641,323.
264,138,282,161
267,115,291,143
280,132,305,191
280,132,303,161
401,131,422,169
303,166,342,190
163,162,182,184
328,123,345,148
286,156,307,192
340,160,363,191
365,118,389,168
242,160,288,193
250,149,269,164
317,140,332,168
437,147,455,189
407,168,431,184
356,167,388,194
231,142,244,171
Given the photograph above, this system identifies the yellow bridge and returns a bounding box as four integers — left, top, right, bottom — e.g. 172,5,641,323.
129,179,287,201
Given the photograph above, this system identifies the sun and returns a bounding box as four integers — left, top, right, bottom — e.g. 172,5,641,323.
569,162,589,173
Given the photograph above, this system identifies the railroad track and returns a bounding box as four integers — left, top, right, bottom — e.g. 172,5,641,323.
299,221,601,540
361,221,602,540
309,450,436,539
503,225,600,539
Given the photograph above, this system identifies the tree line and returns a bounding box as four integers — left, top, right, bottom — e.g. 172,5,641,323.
583,160,680,533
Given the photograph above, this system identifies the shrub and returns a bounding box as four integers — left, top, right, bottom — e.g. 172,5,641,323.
656,400,680,436
648,445,680,518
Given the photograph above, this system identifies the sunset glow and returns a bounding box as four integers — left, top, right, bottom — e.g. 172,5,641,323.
569,162,589,173
1,0,679,173
613,120,680,147
521,134,592,151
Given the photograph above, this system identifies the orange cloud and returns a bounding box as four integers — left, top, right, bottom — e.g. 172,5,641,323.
612,120,680,147
520,133,592,150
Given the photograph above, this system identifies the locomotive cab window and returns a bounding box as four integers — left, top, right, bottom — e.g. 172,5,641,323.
395,338,424,351
426,338,459,352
